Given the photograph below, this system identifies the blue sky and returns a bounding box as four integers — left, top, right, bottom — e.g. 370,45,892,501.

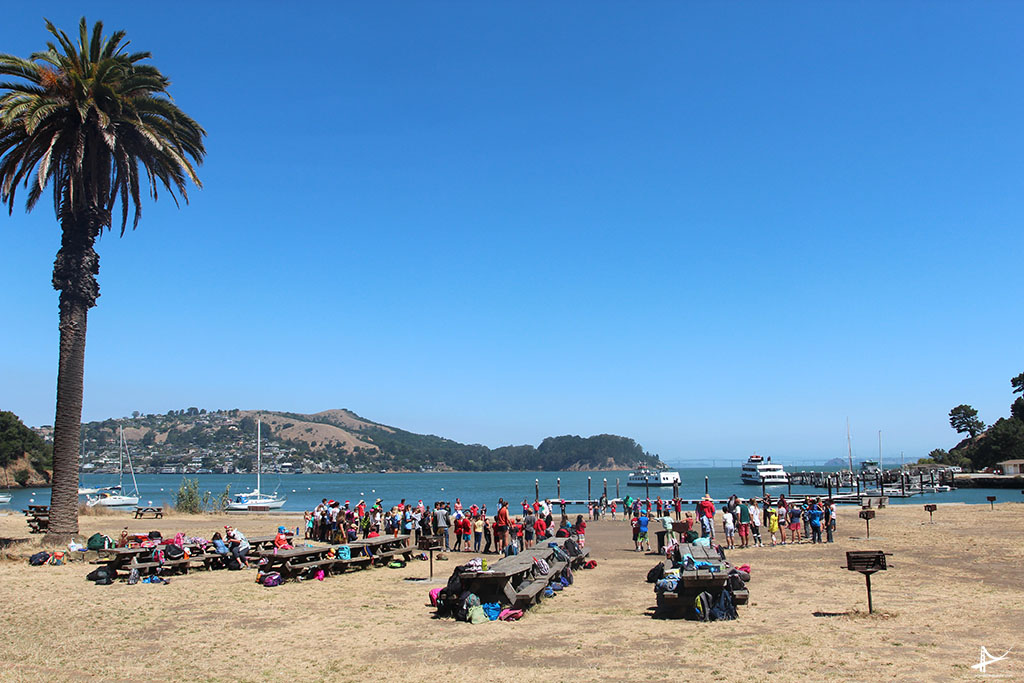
2,3,1022,464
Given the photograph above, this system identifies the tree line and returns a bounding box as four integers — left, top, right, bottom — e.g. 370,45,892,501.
926,371,1024,471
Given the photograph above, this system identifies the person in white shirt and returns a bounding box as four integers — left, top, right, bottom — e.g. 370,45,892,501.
749,500,764,547
721,507,736,550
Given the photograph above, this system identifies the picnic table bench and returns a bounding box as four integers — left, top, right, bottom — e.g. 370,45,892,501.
133,506,164,519
23,506,49,534
455,544,571,609
96,543,206,576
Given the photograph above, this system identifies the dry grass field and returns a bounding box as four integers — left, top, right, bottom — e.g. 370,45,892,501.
0,502,1020,682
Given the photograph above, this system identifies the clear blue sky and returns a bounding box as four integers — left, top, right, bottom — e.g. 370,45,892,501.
2,3,1022,464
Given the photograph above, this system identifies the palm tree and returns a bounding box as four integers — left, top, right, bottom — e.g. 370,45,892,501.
0,18,205,540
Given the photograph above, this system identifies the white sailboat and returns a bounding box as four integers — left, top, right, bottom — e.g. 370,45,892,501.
226,420,286,511
87,426,139,507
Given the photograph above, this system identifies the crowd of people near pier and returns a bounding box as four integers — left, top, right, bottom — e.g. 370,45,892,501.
303,496,587,554
622,494,838,551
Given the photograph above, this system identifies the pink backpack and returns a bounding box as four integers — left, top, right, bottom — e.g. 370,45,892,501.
498,608,524,621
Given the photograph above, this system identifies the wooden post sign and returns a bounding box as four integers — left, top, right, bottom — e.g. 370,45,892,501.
987,495,996,511
859,509,875,539
843,550,892,614
418,535,442,581
924,504,937,523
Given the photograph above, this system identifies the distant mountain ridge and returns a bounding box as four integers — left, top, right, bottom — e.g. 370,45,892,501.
37,407,663,473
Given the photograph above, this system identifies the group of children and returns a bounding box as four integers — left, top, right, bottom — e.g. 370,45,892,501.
303,496,588,555
628,494,838,551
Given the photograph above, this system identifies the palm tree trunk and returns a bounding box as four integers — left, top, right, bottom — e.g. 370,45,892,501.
46,297,89,540
44,209,102,543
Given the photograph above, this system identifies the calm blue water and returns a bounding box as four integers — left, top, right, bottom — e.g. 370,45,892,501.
3,467,1018,512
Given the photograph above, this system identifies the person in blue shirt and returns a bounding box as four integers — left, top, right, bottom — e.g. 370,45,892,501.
636,512,651,552
807,503,824,544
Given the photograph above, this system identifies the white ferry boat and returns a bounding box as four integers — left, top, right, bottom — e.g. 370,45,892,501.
627,466,681,487
740,454,788,485
860,460,881,476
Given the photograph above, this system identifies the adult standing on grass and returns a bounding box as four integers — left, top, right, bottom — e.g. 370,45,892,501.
494,500,511,553
0,18,205,542
737,497,751,548
433,502,450,551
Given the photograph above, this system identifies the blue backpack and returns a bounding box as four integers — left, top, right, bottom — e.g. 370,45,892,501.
709,588,738,621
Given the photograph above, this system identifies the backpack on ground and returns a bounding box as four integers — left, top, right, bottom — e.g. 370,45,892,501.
127,568,140,585
709,588,738,621
584,559,597,569
694,591,714,621
48,551,65,565
86,566,111,582
226,557,242,571
468,604,488,624
647,562,665,583
262,572,282,587
456,591,480,621
29,552,50,566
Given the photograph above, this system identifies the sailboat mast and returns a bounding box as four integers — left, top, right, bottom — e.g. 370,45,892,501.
878,430,882,480
119,426,125,490
124,433,139,497
846,418,854,491
256,419,261,494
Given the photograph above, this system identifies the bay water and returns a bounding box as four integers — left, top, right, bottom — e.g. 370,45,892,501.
3,467,1015,512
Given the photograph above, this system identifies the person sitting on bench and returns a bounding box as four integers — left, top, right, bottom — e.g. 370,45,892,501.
274,526,294,550
225,525,251,568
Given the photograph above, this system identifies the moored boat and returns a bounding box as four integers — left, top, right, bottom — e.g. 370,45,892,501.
226,420,286,511
626,465,681,487
740,454,788,485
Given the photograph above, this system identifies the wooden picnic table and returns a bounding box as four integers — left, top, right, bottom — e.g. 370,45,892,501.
655,543,736,614
456,544,569,608
23,506,50,534
246,533,293,551
133,506,164,519
255,543,371,580
96,542,206,576
348,534,415,565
